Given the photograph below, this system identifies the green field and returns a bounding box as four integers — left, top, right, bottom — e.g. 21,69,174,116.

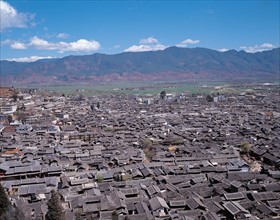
36,81,215,96
32,80,278,96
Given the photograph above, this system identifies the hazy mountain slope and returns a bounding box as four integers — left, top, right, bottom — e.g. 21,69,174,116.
1,47,279,84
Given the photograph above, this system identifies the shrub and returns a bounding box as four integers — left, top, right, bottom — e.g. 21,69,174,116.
240,142,251,154
96,174,104,183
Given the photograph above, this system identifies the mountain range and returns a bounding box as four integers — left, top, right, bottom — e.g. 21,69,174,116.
1,47,279,85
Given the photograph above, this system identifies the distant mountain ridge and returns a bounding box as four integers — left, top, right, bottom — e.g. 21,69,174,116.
1,47,279,84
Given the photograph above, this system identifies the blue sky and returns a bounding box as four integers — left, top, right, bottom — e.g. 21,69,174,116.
1,0,279,62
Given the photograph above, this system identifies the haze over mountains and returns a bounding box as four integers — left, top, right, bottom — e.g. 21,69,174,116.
1,47,279,85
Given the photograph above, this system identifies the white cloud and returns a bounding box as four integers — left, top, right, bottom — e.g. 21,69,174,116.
30,36,51,48
57,33,69,39
125,37,167,52
11,42,27,49
6,56,56,62
66,39,100,52
10,36,101,53
176,38,200,47
218,48,229,52
114,45,120,49
260,43,274,48
0,0,34,31
125,44,167,52
139,37,159,45
240,43,276,53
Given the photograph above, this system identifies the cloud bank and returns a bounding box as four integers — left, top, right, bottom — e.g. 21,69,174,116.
240,43,276,53
125,37,202,52
176,39,200,48
125,44,167,52
125,37,167,52
9,36,101,53
6,56,56,62
218,48,229,52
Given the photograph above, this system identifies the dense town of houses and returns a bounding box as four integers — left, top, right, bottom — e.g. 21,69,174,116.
0,84,279,220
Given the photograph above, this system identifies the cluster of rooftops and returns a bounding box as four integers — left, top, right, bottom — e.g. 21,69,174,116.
0,84,279,220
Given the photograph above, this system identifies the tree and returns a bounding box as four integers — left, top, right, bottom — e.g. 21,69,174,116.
45,190,64,220
206,94,214,102
7,115,13,124
160,90,166,99
12,93,18,102
90,104,94,111
15,106,26,122
240,142,251,155
112,211,118,220
0,184,11,218
143,148,155,162
141,138,152,149
141,138,155,162
96,101,100,109
96,174,104,183
78,94,84,101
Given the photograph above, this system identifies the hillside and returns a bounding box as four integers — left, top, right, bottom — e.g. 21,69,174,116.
1,47,279,84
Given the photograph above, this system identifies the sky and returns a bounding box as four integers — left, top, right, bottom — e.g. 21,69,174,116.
0,0,279,62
